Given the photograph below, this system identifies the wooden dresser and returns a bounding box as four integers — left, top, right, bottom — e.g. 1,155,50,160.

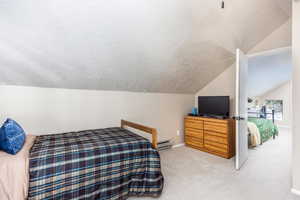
184,116,235,159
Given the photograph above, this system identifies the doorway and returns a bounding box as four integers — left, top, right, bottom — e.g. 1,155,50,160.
235,47,292,170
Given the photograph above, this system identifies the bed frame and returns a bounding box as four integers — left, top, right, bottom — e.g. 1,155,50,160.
248,109,277,140
121,120,158,149
248,109,275,123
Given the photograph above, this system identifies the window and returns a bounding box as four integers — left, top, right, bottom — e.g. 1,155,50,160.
265,100,283,120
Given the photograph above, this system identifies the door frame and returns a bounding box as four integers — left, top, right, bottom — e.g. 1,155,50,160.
236,46,292,170
248,47,291,58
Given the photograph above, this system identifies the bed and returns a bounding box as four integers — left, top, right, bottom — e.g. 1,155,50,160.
248,117,279,142
248,117,279,147
0,120,164,200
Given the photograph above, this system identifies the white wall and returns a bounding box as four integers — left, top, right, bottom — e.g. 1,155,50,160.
258,81,292,127
0,85,193,144
195,64,236,116
292,0,300,194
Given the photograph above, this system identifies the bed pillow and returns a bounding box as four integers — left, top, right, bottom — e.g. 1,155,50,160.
0,118,26,155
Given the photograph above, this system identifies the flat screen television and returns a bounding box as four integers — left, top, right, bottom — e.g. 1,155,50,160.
198,96,230,118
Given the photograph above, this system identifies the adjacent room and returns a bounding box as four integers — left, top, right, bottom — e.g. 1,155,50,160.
247,48,292,149
1,0,299,200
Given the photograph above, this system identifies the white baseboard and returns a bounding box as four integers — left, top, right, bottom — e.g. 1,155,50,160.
172,143,185,148
291,188,300,196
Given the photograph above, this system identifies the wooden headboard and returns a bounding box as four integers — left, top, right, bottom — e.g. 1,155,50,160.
121,120,158,149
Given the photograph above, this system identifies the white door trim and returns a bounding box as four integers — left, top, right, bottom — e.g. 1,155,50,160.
248,46,291,58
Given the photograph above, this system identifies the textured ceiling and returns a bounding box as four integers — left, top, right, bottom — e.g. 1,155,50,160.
0,0,291,93
275,0,292,17
248,19,291,54
248,48,292,97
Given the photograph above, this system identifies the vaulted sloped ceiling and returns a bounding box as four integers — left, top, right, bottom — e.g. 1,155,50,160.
248,48,292,97
275,0,292,17
0,0,291,93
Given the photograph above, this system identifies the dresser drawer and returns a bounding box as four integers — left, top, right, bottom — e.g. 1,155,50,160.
204,122,228,133
204,130,227,138
205,131,228,144
204,140,228,153
184,116,235,159
185,120,204,130
185,136,203,148
185,128,204,139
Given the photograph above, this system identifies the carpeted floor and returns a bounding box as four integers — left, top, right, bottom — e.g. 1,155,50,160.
130,128,300,200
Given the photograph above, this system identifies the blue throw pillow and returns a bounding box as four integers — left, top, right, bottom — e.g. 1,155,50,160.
0,118,26,155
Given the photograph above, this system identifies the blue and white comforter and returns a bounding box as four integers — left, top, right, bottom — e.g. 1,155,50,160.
28,127,164,200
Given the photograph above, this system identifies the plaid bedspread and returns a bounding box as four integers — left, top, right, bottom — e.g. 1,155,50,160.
28,127,164,200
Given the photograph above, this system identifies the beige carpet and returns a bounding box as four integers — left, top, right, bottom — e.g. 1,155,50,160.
130,128,300,200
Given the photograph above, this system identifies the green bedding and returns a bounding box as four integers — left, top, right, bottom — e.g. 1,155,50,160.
248,117,279,143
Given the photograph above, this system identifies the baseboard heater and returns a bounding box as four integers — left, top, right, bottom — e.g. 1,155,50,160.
157,140,172,151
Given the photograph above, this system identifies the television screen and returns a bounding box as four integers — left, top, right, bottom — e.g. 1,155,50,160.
198,96,230,117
